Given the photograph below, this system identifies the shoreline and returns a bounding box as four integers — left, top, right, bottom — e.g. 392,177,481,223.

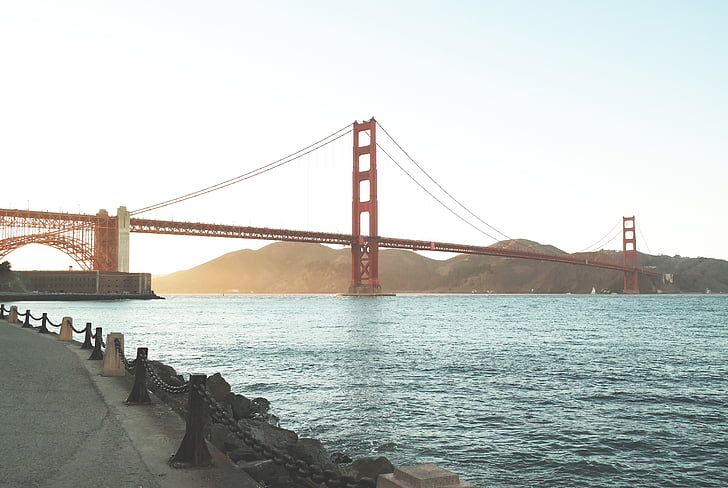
0,292,163,301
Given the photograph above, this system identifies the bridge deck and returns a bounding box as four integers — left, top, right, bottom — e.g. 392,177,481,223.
129,218,662,277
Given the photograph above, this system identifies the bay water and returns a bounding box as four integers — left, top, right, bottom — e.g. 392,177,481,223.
9,294,727,487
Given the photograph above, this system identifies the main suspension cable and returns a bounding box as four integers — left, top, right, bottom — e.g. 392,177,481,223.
130,123,352,216
376,143,501,242
376,121,513,242
576,220,622,253
637,224,652,255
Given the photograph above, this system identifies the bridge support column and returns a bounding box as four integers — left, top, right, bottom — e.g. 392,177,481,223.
622,216,639,294
349,118,382,295
94,209,118,271
117,206,130,272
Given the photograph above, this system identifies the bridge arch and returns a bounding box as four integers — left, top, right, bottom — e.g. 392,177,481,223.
0,235,96,270
0,208,128,271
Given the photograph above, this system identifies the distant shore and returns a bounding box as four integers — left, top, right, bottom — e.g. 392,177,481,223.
0,292,163,301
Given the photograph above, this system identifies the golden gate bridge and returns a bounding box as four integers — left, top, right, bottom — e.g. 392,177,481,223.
0,118,663,294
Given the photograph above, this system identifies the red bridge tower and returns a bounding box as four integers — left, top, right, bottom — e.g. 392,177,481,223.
622,216,639,294
349,118,382,294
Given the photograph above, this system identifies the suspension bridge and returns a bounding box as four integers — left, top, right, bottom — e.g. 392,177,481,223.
0,118,663,294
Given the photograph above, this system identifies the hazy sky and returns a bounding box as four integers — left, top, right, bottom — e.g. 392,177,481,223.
2,1,726,274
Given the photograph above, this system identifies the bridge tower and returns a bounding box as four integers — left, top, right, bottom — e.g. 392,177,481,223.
92,206,130,272
349,118,382,294
622,216,639,294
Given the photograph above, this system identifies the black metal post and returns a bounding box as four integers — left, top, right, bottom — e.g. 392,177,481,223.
22,310,32,328
88,327,104,360
125,348,152,405
170,374,211,467
81,322,93,349
0,304,5,319
38,313,50,334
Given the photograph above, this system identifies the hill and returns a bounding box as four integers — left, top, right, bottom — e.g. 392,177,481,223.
152,241,728,294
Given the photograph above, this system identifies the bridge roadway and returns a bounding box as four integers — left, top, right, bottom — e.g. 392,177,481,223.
0,208,662,278
130,218,663,278
0,316,260,488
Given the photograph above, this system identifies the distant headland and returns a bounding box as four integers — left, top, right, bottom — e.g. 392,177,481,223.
151,241,728,295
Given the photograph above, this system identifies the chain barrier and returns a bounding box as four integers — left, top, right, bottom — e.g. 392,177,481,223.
70,322,88,334
90,328,106,348
38,313,51,334
142,356,191,394
29,312,43,321
21,310,33,328
46,317,62,328
0,304,6,318
89,327,104,360
80,323,94,349
195,383,375,488
114,338,137,370
91,328,106,349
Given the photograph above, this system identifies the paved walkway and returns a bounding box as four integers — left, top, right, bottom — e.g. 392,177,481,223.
0,315,261,488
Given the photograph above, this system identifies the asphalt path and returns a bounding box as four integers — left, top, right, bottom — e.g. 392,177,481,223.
0,316,260,488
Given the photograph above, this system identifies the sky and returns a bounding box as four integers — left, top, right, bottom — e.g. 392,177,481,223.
1,1,726,274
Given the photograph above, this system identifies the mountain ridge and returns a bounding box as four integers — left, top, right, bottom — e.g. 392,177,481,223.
152,241,728,294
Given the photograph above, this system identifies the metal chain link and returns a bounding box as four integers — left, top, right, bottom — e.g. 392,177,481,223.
113,338,137,371
141,356,190,394
29,312,43,321
70,323,88,334
46,317,62,328
195,384,375,488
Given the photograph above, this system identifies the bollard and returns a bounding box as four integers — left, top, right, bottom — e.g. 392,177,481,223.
81,322,93,349
38,313,50,334
125,348,152,405
102,333,125,376
58,317,73,341
377,464,474,488
88,327,104,360
8,306,18,324
22,310,32,328
170,374,211,467
0,304,5,319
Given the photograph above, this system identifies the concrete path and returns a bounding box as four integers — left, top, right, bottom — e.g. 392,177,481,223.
0,316,261,488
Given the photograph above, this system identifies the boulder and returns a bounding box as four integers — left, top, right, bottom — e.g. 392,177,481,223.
236,459,291,485
349,456,394,480
227,445,259,462
251,397,270,413
288,438,335,470
244,418,298,451
331,452,353,464
207,372,231,401
208,423,230,451
225,393,254,419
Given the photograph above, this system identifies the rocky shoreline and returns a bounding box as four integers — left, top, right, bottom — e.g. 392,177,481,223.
144,358,394,487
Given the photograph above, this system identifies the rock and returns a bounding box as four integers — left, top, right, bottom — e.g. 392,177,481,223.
148,360,184,386
236,459,290,485
208,423,230,451
288,438,335,470
331,452,353,464
227,445,258,462
244,418,298,450
207,372,231,401
251,397,270,413
225,393,254,419
350,456,394,480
